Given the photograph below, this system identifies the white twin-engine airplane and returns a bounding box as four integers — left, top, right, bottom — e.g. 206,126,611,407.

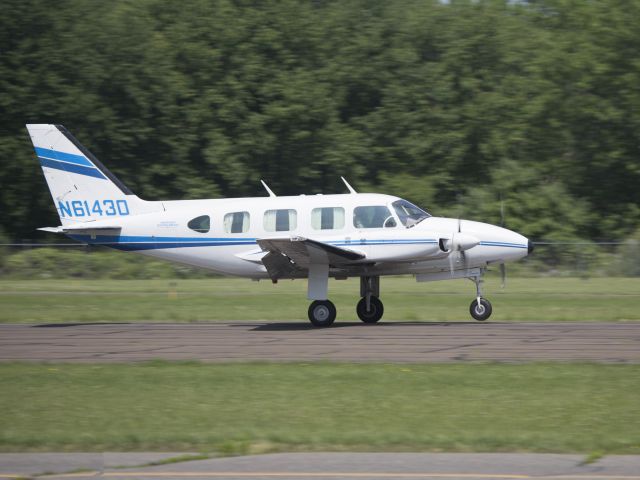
27,124,533,327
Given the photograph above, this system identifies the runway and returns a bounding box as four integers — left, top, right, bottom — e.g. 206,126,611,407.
1,322,638,363
2,452,640,479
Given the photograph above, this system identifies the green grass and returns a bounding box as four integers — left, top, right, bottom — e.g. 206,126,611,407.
0,362,639,453
1,276,639,323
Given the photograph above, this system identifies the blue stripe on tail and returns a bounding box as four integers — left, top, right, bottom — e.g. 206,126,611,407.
35,147,93,167
39,157,106,180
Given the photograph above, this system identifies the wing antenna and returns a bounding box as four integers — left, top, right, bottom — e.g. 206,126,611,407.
341,177,357,194
261,180,277,197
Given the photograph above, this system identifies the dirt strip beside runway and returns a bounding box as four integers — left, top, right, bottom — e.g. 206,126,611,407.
1,322,639,363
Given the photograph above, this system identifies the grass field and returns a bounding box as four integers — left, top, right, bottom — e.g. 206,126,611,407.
0,362,638,453
2,278,638,455
1,276,639,323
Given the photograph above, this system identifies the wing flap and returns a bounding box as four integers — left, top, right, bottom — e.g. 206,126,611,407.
257,237,365,278
261,251,305,279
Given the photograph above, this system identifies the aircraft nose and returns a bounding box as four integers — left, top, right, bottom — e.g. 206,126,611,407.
488,225,529,261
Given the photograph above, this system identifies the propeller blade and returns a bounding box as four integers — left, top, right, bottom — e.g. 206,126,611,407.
500,263,506,288
449,250,455,276
500,196,505,228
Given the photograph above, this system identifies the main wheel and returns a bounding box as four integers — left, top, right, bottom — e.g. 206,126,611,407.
308,300,337,327
357,296,384,323
469,298,492,321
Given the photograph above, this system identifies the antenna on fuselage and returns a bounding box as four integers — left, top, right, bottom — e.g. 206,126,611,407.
341,177,357,194
261,180,277,197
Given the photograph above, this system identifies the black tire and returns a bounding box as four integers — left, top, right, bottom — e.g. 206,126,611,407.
308,300,337,327
356,296,384,323
469,298,492,321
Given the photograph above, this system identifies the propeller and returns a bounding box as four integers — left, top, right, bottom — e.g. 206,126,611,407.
441,219,480,276
449,219,463,275
499,195,506,288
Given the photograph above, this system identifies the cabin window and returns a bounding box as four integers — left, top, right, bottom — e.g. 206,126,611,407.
224,211,250,233
353,206,396,228
264,209,297,232
311,207,345,230
392,199,431,227
188,215,210,233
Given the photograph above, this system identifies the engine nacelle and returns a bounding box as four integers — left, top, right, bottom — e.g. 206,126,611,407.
439,233,480,253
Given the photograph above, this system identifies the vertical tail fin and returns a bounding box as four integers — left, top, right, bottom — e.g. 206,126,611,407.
27,124,158,225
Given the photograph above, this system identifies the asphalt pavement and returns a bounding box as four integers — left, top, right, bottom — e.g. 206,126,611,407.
1,322,639,363
1,452,640,479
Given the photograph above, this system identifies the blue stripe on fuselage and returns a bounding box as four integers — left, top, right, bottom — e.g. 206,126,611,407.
110,241,258,251
69,234,258,250
72,235,259,243
68,235,440,251
479,241,527,249
39,157,106,180
330,240,437,246
35,147,93,167
67,235,526,251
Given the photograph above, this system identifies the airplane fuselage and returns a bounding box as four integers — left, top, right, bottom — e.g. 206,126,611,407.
67,193,530,279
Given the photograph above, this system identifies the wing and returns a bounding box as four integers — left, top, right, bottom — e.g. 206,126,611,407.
257,236,365,279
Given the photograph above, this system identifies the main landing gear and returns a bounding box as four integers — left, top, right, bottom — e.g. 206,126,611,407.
469,274,492,321
307,276,384,327
308,300,337,327
357,276,383,323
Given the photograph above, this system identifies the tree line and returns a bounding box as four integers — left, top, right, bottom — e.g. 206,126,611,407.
1,0,639,246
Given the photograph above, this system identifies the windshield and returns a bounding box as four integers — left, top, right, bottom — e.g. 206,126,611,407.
353,205,397,228
392,199,431,227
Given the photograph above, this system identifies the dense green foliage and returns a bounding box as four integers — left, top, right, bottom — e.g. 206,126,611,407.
2,0,639,243
1,362,639,452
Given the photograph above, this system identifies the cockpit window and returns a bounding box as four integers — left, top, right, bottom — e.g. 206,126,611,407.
392,199,430,227
353,206,397,228
188,215,210,233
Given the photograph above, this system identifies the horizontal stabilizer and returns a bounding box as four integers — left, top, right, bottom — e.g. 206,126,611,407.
38,227,66,233
38,221,122,234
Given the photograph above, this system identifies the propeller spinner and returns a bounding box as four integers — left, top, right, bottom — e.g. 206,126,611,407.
439,220,480,275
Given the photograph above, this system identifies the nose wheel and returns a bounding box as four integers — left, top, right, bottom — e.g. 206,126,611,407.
470,297,492,321
469,274,492,321
308,300,336,327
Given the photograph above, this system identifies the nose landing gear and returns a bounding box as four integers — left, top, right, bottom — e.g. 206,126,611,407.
470,297,492,321
469,274,492,321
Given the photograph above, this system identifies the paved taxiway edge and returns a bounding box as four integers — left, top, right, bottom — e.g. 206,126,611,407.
2,453,640,479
